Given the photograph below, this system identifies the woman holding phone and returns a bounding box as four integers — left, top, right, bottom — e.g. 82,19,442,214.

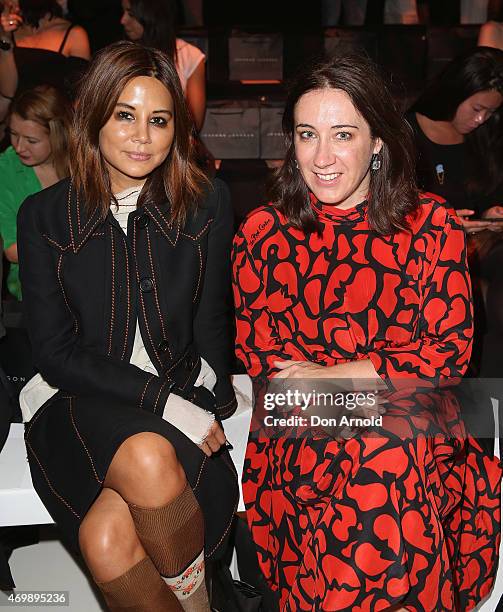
409,46,503,233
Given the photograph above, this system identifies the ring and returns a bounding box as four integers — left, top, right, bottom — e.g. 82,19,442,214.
9,20,14,25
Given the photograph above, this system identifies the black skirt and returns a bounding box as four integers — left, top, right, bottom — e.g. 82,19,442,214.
24,392,239,557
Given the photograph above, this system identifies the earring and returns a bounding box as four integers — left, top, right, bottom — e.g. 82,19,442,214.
295,160,299,169
371,154,381,171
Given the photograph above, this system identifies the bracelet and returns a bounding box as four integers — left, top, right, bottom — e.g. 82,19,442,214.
0,31,14,51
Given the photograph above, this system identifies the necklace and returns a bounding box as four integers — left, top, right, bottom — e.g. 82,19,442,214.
115,189,141,202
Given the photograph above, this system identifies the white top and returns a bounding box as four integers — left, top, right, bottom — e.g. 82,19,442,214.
176,38,205,92
20,188,216,445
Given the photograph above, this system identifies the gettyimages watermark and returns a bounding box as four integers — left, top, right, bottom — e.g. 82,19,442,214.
248,377,503,442
263,388,382,429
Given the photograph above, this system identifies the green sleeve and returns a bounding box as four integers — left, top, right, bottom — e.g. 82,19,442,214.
0,187,21,249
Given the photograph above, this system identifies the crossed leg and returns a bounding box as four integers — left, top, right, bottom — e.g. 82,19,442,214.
79,432,208,611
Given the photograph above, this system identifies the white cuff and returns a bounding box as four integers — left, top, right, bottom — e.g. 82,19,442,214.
162,393,215,445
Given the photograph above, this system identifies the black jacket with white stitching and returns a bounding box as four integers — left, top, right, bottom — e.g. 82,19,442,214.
17,177,237,419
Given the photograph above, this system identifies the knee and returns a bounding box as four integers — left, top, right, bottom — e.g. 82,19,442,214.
79,509,134,571
122,432,184,484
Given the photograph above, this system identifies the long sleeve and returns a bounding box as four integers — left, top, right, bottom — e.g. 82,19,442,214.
367,213,473,387
17,195,173,414
232,222,291,380
193,180,237,416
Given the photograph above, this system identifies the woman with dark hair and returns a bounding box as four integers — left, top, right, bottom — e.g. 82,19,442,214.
0,84,72,300
0,0,90,132
17,41,238,611
121,0,206,131
409,46,503,228
232,54,501,610
409,47,503,373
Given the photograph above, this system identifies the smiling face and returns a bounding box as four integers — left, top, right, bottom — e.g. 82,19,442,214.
451,89,503,135
294,88,382,209
120,0,144,42
99,75,175,193
9,113,52,167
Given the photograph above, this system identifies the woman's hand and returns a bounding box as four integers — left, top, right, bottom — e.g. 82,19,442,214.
273,359,326,378
272,360,385,436
482,205,503,233
0,2,22,34
455,209,492,234
199,420,226,457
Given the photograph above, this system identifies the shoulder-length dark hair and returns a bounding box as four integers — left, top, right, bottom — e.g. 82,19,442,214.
128,0,178,61
19,0,62,27
70,41,208,223
270,54,418,236
10,84,72,179
411,46,503,195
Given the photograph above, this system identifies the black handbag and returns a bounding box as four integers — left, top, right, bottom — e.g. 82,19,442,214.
211,560,264,612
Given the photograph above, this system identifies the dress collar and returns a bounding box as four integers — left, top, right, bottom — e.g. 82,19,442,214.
310,192,368,224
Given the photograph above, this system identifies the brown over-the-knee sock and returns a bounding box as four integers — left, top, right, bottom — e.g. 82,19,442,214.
128,484,210,612
96,556,183,611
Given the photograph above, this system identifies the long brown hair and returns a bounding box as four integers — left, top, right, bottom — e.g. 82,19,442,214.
71,41,207,222
10,84,72,179
270,54,418,235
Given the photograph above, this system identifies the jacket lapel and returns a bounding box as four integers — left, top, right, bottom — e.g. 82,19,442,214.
67,182,181,251
67,181,104,253
143,199,180,247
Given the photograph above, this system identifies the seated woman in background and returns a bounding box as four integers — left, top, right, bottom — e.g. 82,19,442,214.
0,84,72,300
408,47,503,373
0,0,90,130
408,47,503,230
232,54,501,610
121,0,206,131
18,41,237,611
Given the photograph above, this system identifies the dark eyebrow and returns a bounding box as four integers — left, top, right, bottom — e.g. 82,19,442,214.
116,102,172,115
295,123,359,129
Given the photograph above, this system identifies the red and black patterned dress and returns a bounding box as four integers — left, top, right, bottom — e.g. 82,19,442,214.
232,195,502,611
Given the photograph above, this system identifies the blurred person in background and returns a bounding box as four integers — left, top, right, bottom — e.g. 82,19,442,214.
0,84,72,301
0,0,89,136
121,0,206,131
408,47,503,373
409,47,503,221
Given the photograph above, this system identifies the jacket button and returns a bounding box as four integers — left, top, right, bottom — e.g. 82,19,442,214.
136,214,150,228
139,277,153,292
157,340,170,353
